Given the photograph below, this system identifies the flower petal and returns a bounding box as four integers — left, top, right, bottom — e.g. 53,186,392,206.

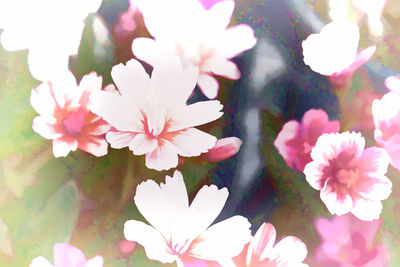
106,130,136,149
29,256,53,267
197,74,219,99
124,220,176,263
84,255,104,267
248,223,276,265
169,101,223,132
32,116,62,139
320,179,353,216
131,38,159,66
217,24,257,59
52,139,75,158
173,128,217,157
351,198,383,221
30,82,57,116
133,170,189,238
78,137,108,157
128,133,158,155
145,141,179,171
53,243,86,267
206,0,235,30
189,215,252,261
202,59,240,80
269,236,308,265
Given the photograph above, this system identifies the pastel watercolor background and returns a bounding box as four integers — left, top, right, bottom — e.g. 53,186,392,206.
1,0,400,266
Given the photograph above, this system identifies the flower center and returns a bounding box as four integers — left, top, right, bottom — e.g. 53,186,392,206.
336,168,359,188
62,108,86,136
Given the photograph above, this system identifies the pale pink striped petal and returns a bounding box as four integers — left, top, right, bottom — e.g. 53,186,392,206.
145,141,179,171
173,128,217,157
78,138,108,157
247,223,276,265
32,116,62,139
106,130,136,149
128,134,158,155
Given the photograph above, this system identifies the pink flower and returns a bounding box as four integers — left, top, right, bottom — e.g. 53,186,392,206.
314,214,390,266
30,71,110,157
304,132,392,221
132,0,257,99
233,223,309,267
274,109,340,172
90,56,223,171
197,0,224,10
372,81,400,170
29,243,103,267
302,21,375,88
200,137,242,163
123,170,252,266
351,89,382,131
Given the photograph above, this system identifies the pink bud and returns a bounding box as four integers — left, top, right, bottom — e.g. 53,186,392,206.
201,137,242,163
119,240,137,256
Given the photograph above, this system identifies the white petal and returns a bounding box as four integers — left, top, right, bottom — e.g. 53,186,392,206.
78,72,103,95
28,50,70,82
131,38,159,66
169,101,223,132
52,139,75,158
351,198,383,221
189,215,252,261
111,59,150,105
89,91,144,132
217,24,257,59
197,74,219,99
269,236,308,264
128,134,158,155
320,179,353,216
30,82,57,116
29,256,53,267
145,141,178,171
124,220,176,263
206,0,235,29
32,116,62,139
202,58,240,80
78,138,108,157
248,223,276,265
173,128,217,157
134,170,189,238
106,130,136,149
84,256,104,267
184,184,229,243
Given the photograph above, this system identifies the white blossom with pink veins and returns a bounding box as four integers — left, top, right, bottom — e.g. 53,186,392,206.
304,132,392,221
124,170,252,266
0,0,102,81
302,21,361,76
90,56,223,171
132,0,257,99
233,223,309,266
30,71,110,157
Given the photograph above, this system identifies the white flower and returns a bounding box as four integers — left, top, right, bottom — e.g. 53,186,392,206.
0,0,102,81
124,170,252,265
132,0,257,99
90,56,223,171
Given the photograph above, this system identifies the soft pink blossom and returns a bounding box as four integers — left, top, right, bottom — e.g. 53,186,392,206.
200,137,242,163
274,109,340,172
90,56,223,171
351,89,382,131
132,0,257,99
123,170,252,266
29,243,103,267
0,0,102,81
372,82,400,170
304,132,392,221
302,21,375,87
314,214,390,266
197,0,224,10
30,71,110,157
233,223,309,267
384,76,400,92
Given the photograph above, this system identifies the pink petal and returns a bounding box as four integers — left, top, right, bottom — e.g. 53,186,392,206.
106,130,136,149
197,0,225,10
383,135,400,170
111,59,150,105
169,100,223,132
217,24,257,59
173,128,217,157
124,220,176,263
88,119,110,135
145,141,179,171
201,137,242,163
128,133,158,155
32,116,62,139
358,147,390,176
331,46,376,77
303,161,326,190
320,179,353,216
247,223,276,265
189,216,252,261
78,137,108,157
197,74,219,99
351,198,383,221
53,243,86,267
274,120,303,170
